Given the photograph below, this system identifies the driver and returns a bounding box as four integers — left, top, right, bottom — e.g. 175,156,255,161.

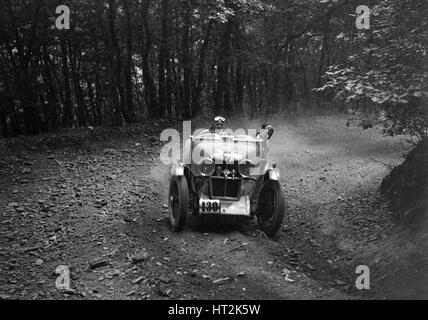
256,123,274,173
257,123,274,141
209,116,226,133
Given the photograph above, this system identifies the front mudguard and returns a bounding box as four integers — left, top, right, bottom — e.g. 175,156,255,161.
268,167,280,181
171,163,185,177
250,166,281,215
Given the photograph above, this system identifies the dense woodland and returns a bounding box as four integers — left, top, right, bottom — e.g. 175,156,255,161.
0,0,426,138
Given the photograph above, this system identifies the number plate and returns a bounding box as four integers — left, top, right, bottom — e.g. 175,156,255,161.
199,199,221,214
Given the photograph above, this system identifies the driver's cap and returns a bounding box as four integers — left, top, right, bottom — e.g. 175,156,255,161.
213,116,226,123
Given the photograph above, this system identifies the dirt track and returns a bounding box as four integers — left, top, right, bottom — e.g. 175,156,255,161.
1,114,426,300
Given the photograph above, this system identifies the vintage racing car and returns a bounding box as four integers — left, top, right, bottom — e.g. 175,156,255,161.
168,124,286,237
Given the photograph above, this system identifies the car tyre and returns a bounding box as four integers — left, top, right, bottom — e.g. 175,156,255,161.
169,176,189,231
257,180,286,237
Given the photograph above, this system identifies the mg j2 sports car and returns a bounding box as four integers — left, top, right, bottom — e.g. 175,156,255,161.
168,125,286,237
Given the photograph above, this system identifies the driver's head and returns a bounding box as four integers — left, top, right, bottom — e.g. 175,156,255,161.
260,123,274,139
212,116,226,130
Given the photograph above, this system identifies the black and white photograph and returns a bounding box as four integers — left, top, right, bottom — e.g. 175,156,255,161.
0,0,427,304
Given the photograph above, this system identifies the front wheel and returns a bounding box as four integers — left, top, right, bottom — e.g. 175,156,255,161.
256,180,286,237
168,176,189,231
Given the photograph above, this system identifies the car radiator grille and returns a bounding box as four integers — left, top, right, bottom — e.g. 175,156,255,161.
210,177,241,199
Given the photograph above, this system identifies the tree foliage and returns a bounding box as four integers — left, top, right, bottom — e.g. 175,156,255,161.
317,0,428,140
0,0,426,139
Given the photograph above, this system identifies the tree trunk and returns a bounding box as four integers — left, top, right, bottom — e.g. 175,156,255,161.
192,19,213,117
6,0,42,134
0,99,8,138
291,40,309,100
68,41,87,127
317,12,331,88
42,43,59,131
123,0,137,123
139,0,160,118
94,61,103,126
108,0,127,125
60,39,73,128
234,22,244,113
181,0,192,119
159,0,172,119
215,19,233,114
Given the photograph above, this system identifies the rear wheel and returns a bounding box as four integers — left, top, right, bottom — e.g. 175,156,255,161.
169,176,189,231
256,180,286,237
